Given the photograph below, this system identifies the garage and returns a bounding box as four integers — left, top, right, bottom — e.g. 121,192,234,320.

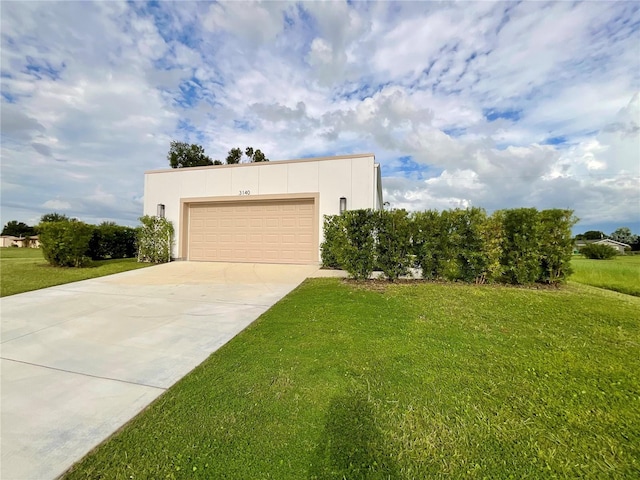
144,154,383,262
187,198,317,264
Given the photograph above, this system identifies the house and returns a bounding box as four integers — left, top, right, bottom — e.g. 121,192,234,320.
0,235,16,247
574,238,630,254
0,235,40,248
593,238,630,254
143,153,383,264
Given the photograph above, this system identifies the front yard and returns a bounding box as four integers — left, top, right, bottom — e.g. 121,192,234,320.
0,248,150,297
63,278,639,479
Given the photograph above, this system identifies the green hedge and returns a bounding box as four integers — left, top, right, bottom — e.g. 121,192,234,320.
580,243,618,259
375,209,412,281
39,220,94,267
538,209,576,282
320,215,342,269
88,222,137,260
39,218,146,267
334,210,376,281
321,207,576,285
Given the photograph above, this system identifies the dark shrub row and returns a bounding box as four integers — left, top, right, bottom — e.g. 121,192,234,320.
321,207,576,285
89,222,137,260
39,220,137,267
580,243,618,259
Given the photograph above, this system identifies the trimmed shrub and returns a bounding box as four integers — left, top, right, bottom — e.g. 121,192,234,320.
581,243,618,260
500,208,542,284
538,209,577,283
335,209,376,280
137,215,174,263
39,220,93,267
375,209,412,281
320,215,342,269
412,210,446,280
446,208,496,283
477,210,505,283
88,222,137,260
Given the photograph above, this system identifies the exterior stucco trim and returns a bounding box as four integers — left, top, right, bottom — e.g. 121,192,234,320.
145,153,376,175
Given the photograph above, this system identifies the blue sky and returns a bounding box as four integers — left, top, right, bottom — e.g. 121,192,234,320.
1,1,639,235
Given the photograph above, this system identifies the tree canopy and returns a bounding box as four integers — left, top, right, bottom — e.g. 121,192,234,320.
167,142,269,168
40,212,70,223
168,141,214,168
610,227,638,245
1,220,36,237
225,147,243,165
230,146,270,163
575,230,606,240
250,148,268,162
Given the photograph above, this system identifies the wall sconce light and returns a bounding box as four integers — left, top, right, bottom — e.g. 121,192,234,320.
157,203,165,218
339,197,347,214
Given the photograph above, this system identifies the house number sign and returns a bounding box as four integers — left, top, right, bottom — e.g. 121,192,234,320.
239,190,251,196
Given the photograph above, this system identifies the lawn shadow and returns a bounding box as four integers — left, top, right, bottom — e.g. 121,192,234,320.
309,391,399,480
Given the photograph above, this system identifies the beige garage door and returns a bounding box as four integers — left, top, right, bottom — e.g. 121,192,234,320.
188,199,316,263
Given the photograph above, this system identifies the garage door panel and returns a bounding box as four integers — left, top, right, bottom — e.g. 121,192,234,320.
188,199,316,264
281,218,297,228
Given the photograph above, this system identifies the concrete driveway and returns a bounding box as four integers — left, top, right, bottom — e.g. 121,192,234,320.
1,261,320,480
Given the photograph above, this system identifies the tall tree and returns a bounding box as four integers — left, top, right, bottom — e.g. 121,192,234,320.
40,212,69,223
610,227,638,245
219,146,271,164
581,230,606,240
1,220,35,237
252,148,269,162
168,141,213,168
226,148,243,164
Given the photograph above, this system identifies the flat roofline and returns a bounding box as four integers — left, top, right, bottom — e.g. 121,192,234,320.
145,153,376,174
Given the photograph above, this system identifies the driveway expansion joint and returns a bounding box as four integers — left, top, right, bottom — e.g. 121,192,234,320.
1,357,166,390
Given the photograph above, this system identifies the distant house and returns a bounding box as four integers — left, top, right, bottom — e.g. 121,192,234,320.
594,239,631,254
574,238,630,254
0,236,15,247
0,235,40,248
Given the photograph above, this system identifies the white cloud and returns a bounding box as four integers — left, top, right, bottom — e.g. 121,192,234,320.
0,1,638,233
203,1,287,46
42,199,71,210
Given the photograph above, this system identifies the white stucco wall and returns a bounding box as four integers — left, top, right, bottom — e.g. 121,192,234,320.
143,153,383,260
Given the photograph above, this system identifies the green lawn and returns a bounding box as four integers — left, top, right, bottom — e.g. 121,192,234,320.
0,248,150,297
571,255,640,296
63,279,639,479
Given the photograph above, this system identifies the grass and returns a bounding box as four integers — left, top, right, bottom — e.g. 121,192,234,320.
0,248,150,297
571,255,640,296
63,279,639,479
